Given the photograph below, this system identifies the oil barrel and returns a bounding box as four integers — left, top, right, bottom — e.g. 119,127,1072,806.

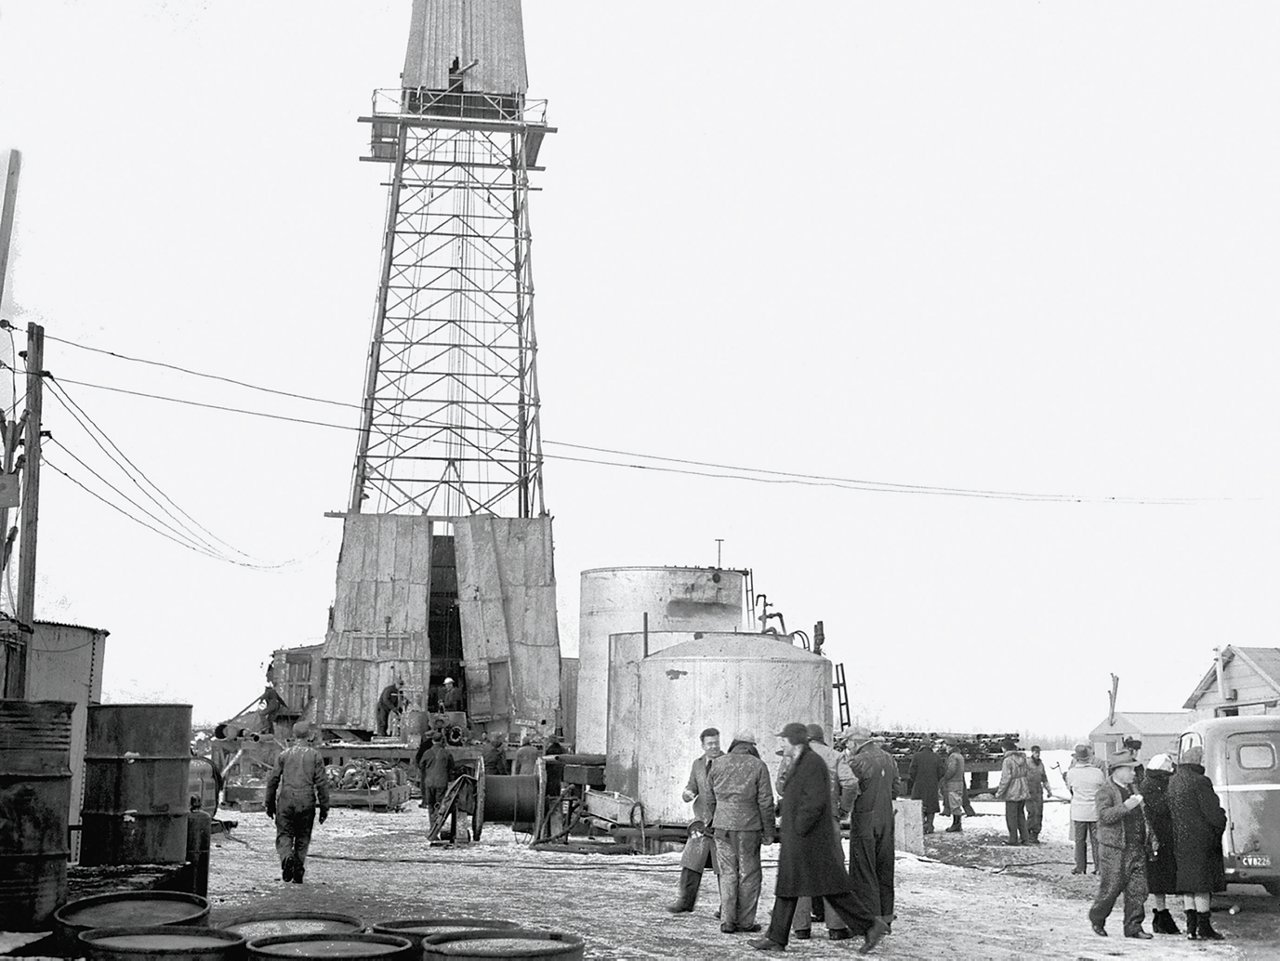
246,933,414,961
54,892,210,947
82,704,192,865
218,913,364,939
78,926,244,961
421,931,584,960
187,755,220,817
0,699,73,930
368,920,518,949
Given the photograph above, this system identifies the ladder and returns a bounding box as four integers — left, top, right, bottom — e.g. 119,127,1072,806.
833,663,851,731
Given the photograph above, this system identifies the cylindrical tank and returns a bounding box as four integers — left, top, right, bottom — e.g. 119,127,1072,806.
78,927,244,961
421,931,584,961
217,913,364,939
0,699,73,930
246,933,415,961
369,920,519,950
576,567,745,753
634,634,833,823
187,756,219,817
82,705,192,866
54,892,210,947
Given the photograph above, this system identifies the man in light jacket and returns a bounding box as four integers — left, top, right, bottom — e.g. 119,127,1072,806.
994,738,1030,845
1087,750,1151,939
265,721,330,884
705,731,775,934
667,726,723,914
939,740,966,833
1066,743,1107,873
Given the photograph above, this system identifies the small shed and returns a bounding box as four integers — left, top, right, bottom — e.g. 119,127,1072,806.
1184,646,1280,718
1089,711,1189,764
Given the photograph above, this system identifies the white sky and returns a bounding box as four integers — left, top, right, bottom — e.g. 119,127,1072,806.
1,1,1277,735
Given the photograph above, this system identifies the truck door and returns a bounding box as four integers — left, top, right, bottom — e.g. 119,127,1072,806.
1222,728,1280,884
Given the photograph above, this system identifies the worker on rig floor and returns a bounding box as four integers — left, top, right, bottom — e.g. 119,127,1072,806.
265,721,330,884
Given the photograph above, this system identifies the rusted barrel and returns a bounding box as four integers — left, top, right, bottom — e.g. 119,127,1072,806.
82,704,193,865
421,931,584,960
247,933,414,961
218,912,364,939
369,920,518,949
55,892,210,947
0,699,74,930
79,926,244,961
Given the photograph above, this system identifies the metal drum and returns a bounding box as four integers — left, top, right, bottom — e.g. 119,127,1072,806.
0,699,73,930
82,704,193,865
79,926,244,961
55,892,210,946
218,913,364,939
369,920,518,950
421,931,584,960
187,755,220,817
246,933,414,961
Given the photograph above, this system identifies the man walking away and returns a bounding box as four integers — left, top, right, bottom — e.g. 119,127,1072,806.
265,721,329,884
667,727,724,914
994,738,1030,845
940,740,966,832
908,740,944,835
1140,753,1180,935
513,732,540,775
791,723,857,943
1087,751,1151,938
845,727,900,932
1169,745,1228,941
749,724,888,955
480,732,509,775
1025,745,1056,844
1066,744,1106,873
705,731,775,934
375,679,403,736
417,736,454,830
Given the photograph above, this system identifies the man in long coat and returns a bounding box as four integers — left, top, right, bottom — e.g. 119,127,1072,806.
791,723,858,942
846,727,900,927
1139,753,1180,935
1169,745,1227,941
265,721,329,884
907,741,944,834
705,731,775,934
667,727,723,913
749,723,888,954
939,739,966,832
1087,750,1151,939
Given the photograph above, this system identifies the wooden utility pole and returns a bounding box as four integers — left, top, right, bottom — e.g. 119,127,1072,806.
0,150,18,307
8,322,43,698
0,149,21,696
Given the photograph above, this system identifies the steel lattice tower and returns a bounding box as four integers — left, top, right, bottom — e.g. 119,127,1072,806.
349,2,552,518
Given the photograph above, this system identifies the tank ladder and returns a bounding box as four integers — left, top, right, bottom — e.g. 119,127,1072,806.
834,663,851,731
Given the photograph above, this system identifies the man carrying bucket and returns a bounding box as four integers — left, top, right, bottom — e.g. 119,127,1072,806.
265,721,330,883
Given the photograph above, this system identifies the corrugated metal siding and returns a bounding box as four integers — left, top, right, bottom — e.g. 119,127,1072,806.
454,516,560,731
403,0,529,95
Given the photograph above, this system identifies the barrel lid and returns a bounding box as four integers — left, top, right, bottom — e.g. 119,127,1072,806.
220,913,363,938
80,927,244,954
55,892,209,930
372,919,517,937
422,931,583,957
247,933,412,958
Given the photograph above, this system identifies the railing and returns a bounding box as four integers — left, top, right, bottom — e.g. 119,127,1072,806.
370,87,549,125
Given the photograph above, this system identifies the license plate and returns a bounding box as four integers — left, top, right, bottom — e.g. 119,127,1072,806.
1240,854,1272,868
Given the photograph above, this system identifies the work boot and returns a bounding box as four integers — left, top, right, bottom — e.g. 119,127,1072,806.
292,864,304,884
1185,910,1198,940
280,858,294,882
828,929,852,941
791,931,810,940
665,869,699,913
1197,912,1224,941
748,938,785,952
944,815,962,832
1125,928,1153,939
1152,908,1181,934
859,917,889,954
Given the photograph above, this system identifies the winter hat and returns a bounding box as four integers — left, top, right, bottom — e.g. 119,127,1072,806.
1147,753,1175,773
1073,744,1091,760
805,724,827,744
732,730,757,745
776,722,810,743
1182,745,1205,766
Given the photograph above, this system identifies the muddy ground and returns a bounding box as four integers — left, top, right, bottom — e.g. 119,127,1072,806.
201,795,1278,960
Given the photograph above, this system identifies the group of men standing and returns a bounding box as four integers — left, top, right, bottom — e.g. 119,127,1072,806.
905,738,971,835
668,722,901,955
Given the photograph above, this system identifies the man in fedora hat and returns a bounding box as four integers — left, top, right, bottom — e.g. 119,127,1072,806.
790,723,858,942
845,726,900,932
265,721,330,884
750,723,888,954
705,730,775,934
1087,750,1151,939
1067,743,1107,874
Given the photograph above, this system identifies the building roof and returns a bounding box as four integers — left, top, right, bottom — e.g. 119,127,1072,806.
1183,646,1280,709
34,619,110,636
1090,711,1190,736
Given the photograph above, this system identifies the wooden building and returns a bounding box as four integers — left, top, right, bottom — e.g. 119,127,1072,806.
1089,711,1189,763
1184,646,1280,718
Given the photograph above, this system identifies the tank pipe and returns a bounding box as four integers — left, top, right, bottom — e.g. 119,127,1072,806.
642,612,649,657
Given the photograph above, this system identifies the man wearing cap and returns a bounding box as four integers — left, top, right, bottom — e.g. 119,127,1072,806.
375,678,403,736
791,724,858,943
845,727,900,931
415,734,454,829
667,727,723,914
908,739,945,835
705,731,775,934
1067,743,1107,874
1025,745,1057,844
939,739,966,832
440,677,464,712
265,721,330,884
1087,750,1151,938
750,723,888,954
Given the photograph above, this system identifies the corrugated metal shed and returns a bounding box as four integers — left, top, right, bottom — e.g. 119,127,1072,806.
403,0,529,95
454,515,561,732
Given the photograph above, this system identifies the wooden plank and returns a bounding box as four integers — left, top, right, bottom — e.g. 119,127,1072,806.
0,151,18,309
377,517,398,583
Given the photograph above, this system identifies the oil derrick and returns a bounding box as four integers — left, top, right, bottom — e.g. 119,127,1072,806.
317,0,561,741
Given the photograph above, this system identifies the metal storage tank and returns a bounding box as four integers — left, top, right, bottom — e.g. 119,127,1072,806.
576,567,745,753
633,635,833,823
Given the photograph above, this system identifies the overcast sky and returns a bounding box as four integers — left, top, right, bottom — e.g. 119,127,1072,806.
1,1,1277,735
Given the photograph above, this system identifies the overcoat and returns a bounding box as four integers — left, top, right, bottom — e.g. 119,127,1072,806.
774,746,854,898
908,747,944,815
1168,762,1227,894
1139,769,1177,895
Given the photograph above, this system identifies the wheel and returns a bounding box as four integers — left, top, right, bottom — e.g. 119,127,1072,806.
1263,880,1280,898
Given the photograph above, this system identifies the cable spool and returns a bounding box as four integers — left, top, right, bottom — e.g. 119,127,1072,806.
481,775,538,824
445,726,464,747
